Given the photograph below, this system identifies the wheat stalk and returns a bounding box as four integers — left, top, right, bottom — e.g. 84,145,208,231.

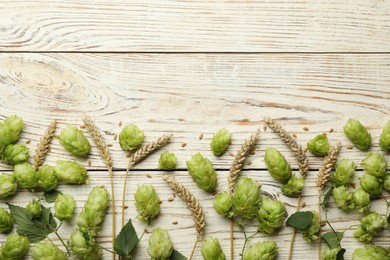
264,117,309,178
33,120,57,170
162,175,205,260
83,116,115,260
121,134,172,226
316,142,341,189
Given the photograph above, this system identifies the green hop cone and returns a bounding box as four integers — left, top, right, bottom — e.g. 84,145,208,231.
158,151,177,170
70,229,102,260
303,210,320,242
331,158,356,186
0,174,17,198
210,128,232,157
257,197,286,234
147,228,174,260
379,120,390,151
352,188,371,213
243,241,278,260
0,234,29,260
77,186,110,235
186,153,217,191
353,212,387,243
59,125,91,157
281,175,304,196
134,184,160,223
119,123,144,151
0,208,13,233
13,162,37,189
54,193,76,220
322,245,340,260
332,185,354,210
343,118,372,150
1,144,29,164
384,174,390,192
31,241,67,260
36,165,58,191
361,153,388,178
352,245,390,260
360,173,383,197
213,191,234,218
0,115,24,148
201,237,226,260
26,199,41,218
307,134,330,156
264,148,292,182
232,177,261,219
54,160,88,184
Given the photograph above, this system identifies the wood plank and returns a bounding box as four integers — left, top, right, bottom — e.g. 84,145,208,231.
1,170,388,259
1,1,390,52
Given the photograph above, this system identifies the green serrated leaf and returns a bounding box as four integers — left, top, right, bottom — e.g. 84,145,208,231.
8,203,57,243
170,249,187,260
336,248,346,260
322,187,333,209
286,211,314,231
44,190,62,203
322,231,343,249
114,219,139,257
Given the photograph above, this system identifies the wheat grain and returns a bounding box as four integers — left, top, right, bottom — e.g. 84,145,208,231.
33,120,56,170
316,142,341,189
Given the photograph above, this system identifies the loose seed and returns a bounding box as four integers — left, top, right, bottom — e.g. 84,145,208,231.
172,221,178,225
198,133,203,140
159,200,163,204
320,221,326,227
25,139,31,144
80,124,86,129
351,183,356,189
173,193,176,198
168,197,174,202
144,228,149,233
263,125,267,131
124,205,129,209
346,145,353,149
301,202,306,208
87,160,92,167
228,151,235,157
118,121,122,127
107,143,113,147
246,160,252,166
181,142,187,147
146,174,152,178
329,128,334,133
113,134,117,140
303,127,309,131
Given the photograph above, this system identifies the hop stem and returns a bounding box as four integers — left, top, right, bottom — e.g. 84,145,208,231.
189,239,199,260
287,195,301,260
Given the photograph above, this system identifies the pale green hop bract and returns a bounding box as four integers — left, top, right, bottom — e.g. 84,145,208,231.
147,228,174,260
379,120,390,151
134,184,160,223
360,174,383,197
257,197,286,234
70,229,102,260
361,153,388,178
303,211,320,242
352,245,390,260
243,241,278,260
186,153,217,191
54,160,88,184
54,193,76,220
332,185,354,210
331,158,356,186
232,177,261,219
0,208,13,233
343,118,372,150
36,165,58,191
201,237,226,260
281,175,304,196
0,115,24,149
26,199,41,218
0,234,29,260
1,144,29,164
322,245,341,260
31,241,67,260
352,188,371,213
13,162,37,189
158,151,177,170
264,148,292,182
307,134,329,156
210,128,232,157
0,174,17,199
353,212,387,243
384,174,390,192
119,123,144,151
59,125,91,157
213,191,234,218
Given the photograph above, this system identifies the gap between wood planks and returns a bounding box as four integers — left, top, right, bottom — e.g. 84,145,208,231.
1,51,390,54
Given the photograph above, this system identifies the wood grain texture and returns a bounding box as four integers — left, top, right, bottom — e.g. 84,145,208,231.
1,0,390,52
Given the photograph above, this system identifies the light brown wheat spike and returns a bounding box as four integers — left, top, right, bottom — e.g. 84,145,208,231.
82,116,115,260
316,142,341,189
228,129,260,194
162,175,205,238
33,120,57,170
264,117,309,178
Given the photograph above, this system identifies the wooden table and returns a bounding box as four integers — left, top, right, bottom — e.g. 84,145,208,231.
1,1,389,259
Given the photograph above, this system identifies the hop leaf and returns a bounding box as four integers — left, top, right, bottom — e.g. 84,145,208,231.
201,237,226,260
331,159,356,186
360,174,383,197
213,191,234,218
0,208,13,233
0,173,17,199
343,118,372,150
54,160,88,184
31,241,67,260
243,241,278,260
264,148,292,182
281,175,304,196
134,184,160,223
257,197,286,234
186,153,217,191
158,151,177,170
1,144,29,164
59,125,91,157
210,128,232,156
232,177,261,219
119,123,144,151
379,120,390,151
36,165,58,192
307,134,329,156
332,186,354,210
114,219,140,258
0,234,29,260
147,228,174,260
361,153,388,178
54,193,75,220
13,162,37,189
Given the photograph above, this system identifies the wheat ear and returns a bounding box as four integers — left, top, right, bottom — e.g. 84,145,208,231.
316,142,341,189
33,120,57,170
121,134,172,226
162,175,205,260
264,117,309,178
83,116,115,260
